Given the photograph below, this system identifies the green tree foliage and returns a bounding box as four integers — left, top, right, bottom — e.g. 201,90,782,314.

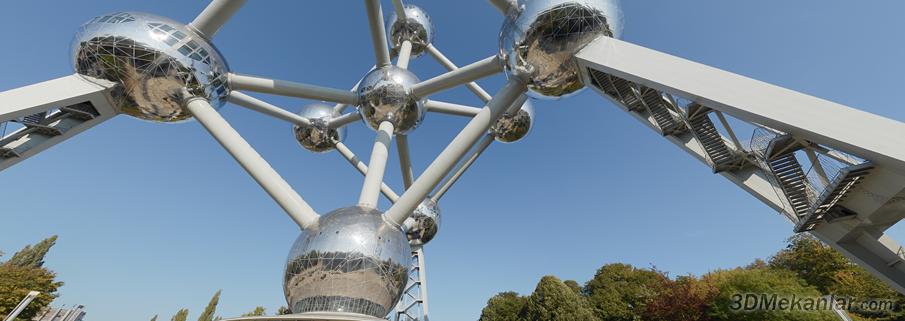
478,291,526,321
563,280,582,295
584,263,666,321
0,265,63,320
521,276,599,321
151,315,158,321
5,235,58,269
277,306,292,315
241,306,266,317
769,235,850,293
197,290,221,321
703,266,835,321
171,308,189,321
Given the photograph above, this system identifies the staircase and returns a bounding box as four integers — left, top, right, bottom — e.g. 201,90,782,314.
687,103,741,173
0,102,100,161
638,87,686,136
764,135,814,218
795,162,874,232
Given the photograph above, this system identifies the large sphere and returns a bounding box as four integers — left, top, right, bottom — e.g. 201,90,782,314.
403,198,441,246
284,206,411,318
357,66,425,134
491,100,535,143
72,12,230,122
499,0,623,99
387,5,434,58
293,103,346,153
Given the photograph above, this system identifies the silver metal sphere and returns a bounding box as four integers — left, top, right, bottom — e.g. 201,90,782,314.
387,5,435,58
491,100,535,143
292,103,346,153
499,0,623,99
284,206,411,318
403,198,441,246
72,12,230,122
356,66,426,134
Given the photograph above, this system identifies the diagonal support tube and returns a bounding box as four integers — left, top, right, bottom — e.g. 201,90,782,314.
391,0,407,19
411,56,502,98
365,0,392,67
433,133,494,201
327,112,362,129
185,97,319,230
425,100,482,117
227,91,312,127
425,44,493,102
385,78,527,226
335,142,400,202
190,0,247,38
229,73,358,105
359,121,395,208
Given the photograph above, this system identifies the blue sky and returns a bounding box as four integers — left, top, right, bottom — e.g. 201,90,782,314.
2,1,905,320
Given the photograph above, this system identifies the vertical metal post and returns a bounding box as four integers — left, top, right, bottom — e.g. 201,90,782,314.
365,0,392,67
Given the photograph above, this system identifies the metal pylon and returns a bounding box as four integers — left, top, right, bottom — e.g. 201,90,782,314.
394,246,429,321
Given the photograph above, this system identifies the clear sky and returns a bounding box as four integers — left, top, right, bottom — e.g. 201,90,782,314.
2,1,905,320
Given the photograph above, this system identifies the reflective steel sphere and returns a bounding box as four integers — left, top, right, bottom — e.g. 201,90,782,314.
499,0,623,99
284,206,411,318
357,66,425,134
491,100,535,143
293,103,346,153
403,198,441,246
387,5,434,58
72,12,230,122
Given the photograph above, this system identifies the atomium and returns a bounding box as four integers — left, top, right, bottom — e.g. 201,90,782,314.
357,66,426,134
284,206,411,318
72,12,230,122
7,1,897,321
499,0,623,99
387,5,434,58
293,103,346,153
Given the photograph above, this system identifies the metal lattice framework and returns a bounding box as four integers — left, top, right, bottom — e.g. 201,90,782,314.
3,1,905,320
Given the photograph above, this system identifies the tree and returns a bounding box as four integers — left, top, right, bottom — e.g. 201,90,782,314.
563,280,582,294
703,267,835,321
584,263,667,321
0,265,63,320
277,306,293,315
769,235,850,293
5,235,58,268
197,290,221,321
521,275,598,321
479,291,526,321
151,315,158,321
241,306,266,317
829,267,905,321
171,308,189,321
643,275,717,321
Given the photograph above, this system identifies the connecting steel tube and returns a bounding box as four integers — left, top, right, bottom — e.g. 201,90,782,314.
425,100,482,117
229,73,358,105
327,112,363,129
425,44,493,102
397,134,415,189
391,0,407,19
411,55,502,98
190,0,247,38
185,97,319,230
432,133,494,201
227,91,312,127
365,0,392,67
359,121,395,208
385,78,527,226
335,142,400,202
397,41,414,70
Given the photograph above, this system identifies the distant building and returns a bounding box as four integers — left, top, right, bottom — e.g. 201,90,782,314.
32,305,86,321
